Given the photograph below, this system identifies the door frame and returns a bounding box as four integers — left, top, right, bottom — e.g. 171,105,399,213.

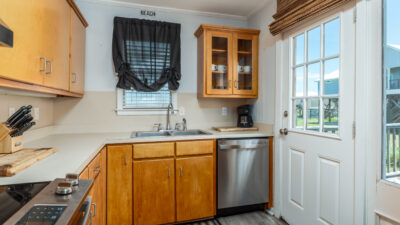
359,0,400,224
273,1,369,224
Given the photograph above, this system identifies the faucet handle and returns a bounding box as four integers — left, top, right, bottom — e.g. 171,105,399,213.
153,123,162,131
175,123,182,131
182,118,187,131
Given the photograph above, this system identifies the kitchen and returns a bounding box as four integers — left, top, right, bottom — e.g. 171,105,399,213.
0,0,398,225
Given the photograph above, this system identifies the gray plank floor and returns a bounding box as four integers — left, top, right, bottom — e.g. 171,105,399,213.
217,211,287,225
186,211,287,225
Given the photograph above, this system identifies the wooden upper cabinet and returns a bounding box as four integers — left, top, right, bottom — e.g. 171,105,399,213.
0,0,45,85
42,0,71,91
195,24,260,98
0,0,87,97
133,159,176,225
176,156,215,222
69,7,86,94
107,145,132,225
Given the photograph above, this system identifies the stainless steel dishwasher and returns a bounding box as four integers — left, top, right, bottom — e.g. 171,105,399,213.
217,138,269,213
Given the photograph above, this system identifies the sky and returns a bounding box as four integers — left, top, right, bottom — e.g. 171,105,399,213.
386,0,400,46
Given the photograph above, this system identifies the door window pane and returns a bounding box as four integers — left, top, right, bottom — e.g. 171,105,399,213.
323,98,339,134
383,0,400,183
306,98,320,131
295,34,305,65
324,58,339,95
308,27,321,61
324,18,340,57
294,67,304,97
293,99,304,129
308,62,320,96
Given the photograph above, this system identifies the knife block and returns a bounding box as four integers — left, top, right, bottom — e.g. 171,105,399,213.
0,123,13,142
0,135,23,154
0,123,23,154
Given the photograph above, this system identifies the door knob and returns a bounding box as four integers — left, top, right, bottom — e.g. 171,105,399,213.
280,128,288,135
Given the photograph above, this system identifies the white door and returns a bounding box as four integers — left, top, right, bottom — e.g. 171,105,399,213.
277,3,356,225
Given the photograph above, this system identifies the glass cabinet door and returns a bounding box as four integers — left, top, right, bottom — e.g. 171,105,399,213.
233,34,258,96
206,31,232,95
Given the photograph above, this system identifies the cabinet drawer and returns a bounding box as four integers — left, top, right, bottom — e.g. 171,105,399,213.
176,140,214,156
88,152,101,180
133,143,175,159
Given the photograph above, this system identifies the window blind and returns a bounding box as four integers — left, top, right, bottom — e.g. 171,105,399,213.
123,40,171,109
269,0,351,36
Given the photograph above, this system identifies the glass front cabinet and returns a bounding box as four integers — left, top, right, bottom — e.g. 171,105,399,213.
195,25,260,98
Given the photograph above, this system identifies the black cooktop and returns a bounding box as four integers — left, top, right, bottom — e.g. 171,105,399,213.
0,182,50,224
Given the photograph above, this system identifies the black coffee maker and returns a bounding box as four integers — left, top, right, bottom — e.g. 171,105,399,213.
237,105,253,128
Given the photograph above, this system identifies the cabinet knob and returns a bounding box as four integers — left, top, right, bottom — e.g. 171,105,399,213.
180,168,183,177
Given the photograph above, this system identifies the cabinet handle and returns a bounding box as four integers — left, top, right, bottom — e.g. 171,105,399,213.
72,72,77,83
168,168,170,178
91,202,96,217
234,80,238,88
180,168,183,177
124,155,127,165
46,60,52,74
39,57,47,72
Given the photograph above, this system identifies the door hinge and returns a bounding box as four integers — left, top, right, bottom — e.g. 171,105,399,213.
352,121,356,139
353,7,357,23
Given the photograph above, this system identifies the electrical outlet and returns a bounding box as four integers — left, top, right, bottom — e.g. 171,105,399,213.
221,107,227,116
9,107,15,117
34,107,39,121
179,106,185,116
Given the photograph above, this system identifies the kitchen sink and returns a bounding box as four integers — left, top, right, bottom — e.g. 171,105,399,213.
169,130,210,136
131,130,211,138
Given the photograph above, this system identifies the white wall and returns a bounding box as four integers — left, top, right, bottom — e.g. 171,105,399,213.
76,0,248,93
247,1,277,125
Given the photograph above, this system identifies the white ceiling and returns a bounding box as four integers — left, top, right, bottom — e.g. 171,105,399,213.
115,0,271,18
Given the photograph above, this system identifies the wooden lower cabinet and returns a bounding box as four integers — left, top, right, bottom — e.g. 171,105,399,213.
88,148,106,225
133,159,175,225
76,148,106,225
176,156,215,222
106,141,216,225
107,145,133,225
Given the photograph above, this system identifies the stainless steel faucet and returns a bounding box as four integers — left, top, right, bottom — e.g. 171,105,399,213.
166,102,174,130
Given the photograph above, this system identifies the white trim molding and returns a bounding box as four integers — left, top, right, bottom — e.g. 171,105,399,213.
77,0,248,21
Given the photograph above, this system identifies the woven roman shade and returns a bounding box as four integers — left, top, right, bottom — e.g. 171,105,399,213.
269,0,351,35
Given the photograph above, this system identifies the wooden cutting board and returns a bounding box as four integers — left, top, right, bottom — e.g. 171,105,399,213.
0,148,57,177
212,126,259,132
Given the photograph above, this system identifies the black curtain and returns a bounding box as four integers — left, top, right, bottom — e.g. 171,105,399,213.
112,17,181,91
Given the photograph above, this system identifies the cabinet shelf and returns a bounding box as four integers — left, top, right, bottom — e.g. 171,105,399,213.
212,49,227,53
237,51,252,54
212,71,227,74
238,72,252,75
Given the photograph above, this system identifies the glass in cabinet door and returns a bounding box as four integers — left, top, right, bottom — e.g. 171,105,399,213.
236,38,253,92
211,36,229,91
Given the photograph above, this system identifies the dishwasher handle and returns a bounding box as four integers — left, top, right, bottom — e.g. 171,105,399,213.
218,144,268,150
79,196,92,225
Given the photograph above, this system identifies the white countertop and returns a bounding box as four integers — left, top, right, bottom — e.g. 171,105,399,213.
0,129,273,185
